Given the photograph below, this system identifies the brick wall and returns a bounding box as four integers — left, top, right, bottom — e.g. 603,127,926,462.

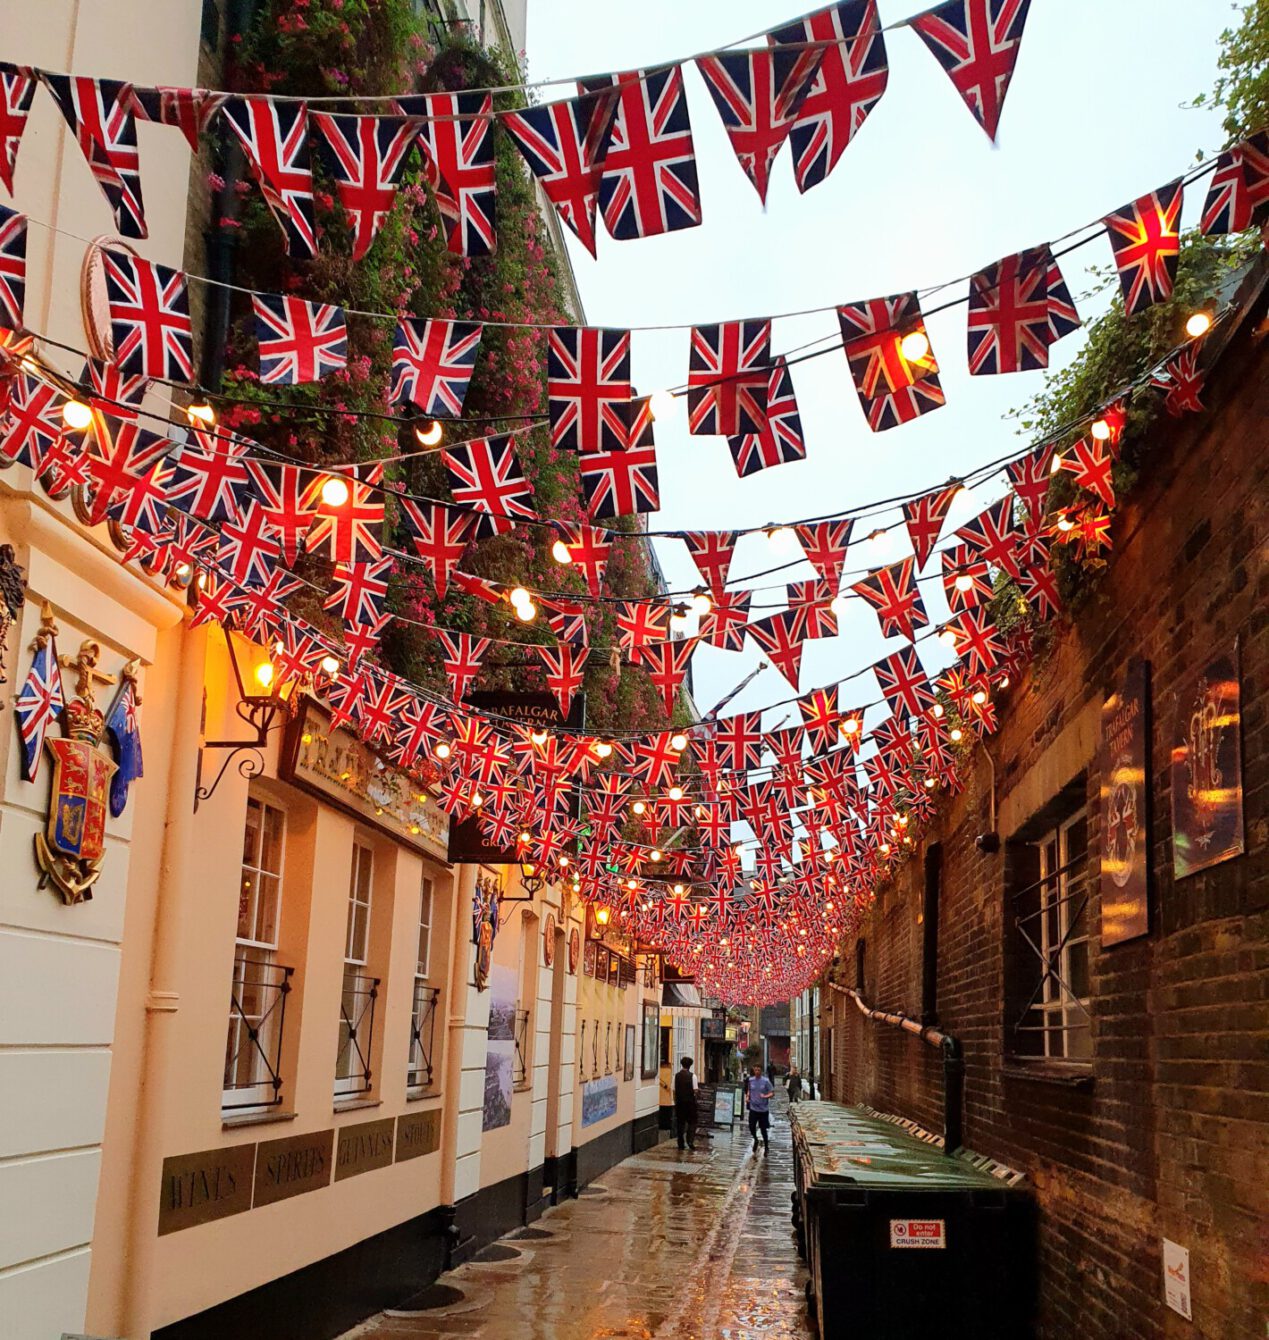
825,272,1268,1340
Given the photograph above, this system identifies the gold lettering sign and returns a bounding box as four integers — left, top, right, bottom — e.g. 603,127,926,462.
395,1108,441,1163
158,1144,256,1235
253,1129,334,1207
282,700,449,859
334,1117,396,1182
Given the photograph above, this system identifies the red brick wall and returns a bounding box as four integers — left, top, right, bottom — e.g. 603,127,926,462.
824,275,1269,1340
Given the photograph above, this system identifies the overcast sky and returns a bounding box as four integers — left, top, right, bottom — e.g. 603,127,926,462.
524,0,1234,723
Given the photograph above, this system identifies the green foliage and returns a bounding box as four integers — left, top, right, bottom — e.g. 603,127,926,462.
1194,0,1269,142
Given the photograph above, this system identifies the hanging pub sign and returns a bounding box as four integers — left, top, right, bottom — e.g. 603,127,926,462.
1170,644,1244,879
282,698,449,860
446,690,585,864
1099,659,1151,945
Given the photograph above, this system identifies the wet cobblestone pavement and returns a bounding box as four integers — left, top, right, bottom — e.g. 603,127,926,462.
344,1096,812,1340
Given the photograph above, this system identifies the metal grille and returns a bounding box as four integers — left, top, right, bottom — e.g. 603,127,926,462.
223,956,293,1111
408,983,440,1090
335,969,380,1096
513,1008,531,1087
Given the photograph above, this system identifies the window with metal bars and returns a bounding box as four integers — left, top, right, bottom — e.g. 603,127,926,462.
336,843,379,1096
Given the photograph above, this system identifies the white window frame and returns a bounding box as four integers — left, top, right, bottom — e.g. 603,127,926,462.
416,874,434,981
1034,808,1092,1061
344,842,374,967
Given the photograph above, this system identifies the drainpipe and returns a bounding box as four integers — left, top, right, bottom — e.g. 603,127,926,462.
438,861,478,1268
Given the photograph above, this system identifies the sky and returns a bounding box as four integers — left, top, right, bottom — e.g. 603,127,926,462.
522,0,1235,726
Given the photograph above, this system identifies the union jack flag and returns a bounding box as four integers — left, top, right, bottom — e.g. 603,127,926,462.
307,467,384,564
1060,436,1116,509
798,685,840,754
638,636,696,715
873,645,936,721
1,372,67,472
837,293,944,431
1016,553,1060,621
1151,344,1205,418
310,112,416,260
43,75,147,238
500,89,619,257
396,498,475,598
715,710,764,773
165,431,255,524
901,483,959,569
220,97,316,256
580,68,702,242
537,643,590,718
852,557,929,641
795,518,853,588
1201,133,1269,235
0,202,25,331
701,588,751,651
83,416,171,527
949,605,1004,677
967,245,1058,375
0,63,36,195
956,496,1021,578
103,252,193,382
15,634,64,781
80,357,148,420
556,521,611,596
1006,443,1055,532
579,433,659,520
253,294,347,385
244,461,322,564
748,609,805,690
727,356,805,476
910,0,1031,141
402,92,496,257
443,433,536,535
695,46,823,203
770,1,889,193
687,320,771,437
682,530,736,596
614,600,670,655
436,631,490,702
390,317,481,417
940,542,992,612
324,555,392,632
548,326,632,453
1104,179,1183,317
132,85,225,154
789,578,837,638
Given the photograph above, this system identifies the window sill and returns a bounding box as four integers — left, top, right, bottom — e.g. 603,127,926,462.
222,1109,297,1131
333,1097,382,1114
406,1089,441,1104
513,1082,533,1094
1001,1059,1094,1090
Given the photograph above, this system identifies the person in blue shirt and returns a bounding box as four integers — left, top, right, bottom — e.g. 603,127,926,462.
745,1065,775,1152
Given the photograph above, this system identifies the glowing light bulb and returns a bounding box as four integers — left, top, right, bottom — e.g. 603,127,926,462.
559,855,570,868
950,727,964,742
320,654,340,675
668,785,684,801
509,587,532,610
515,600,538,623
900,329,930,362
649,388,678,422
1090,417,1111,442
632,801,646,815
670,732,688,752
924,776,937,789
842,717,860,736
1056,512,1075,532
594,741,613,758
531,728,549,745
595,905,610,925
173,561,192,579
414,418,443,446
435,741,452,759
830,593,850,619
880,842,891,855
254,661,275,689
972,689,988,705
938,627,959,648
999,675,1011,690
932,703,945,719
62,400,93,431
690,590,712,616
955,572,974,593
470,792,484,808
551,538,572,564
1185,310,1212,338
186,400,216,427
766,524,797,554
651,849,663,862
1050,452,1065,475
320,475,350,507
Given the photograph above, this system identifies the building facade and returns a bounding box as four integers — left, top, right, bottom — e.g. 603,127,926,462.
822,268,1268,1339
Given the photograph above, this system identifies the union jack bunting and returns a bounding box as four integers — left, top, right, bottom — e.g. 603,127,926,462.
14,634,64,781
542,597,589,646
940,542,993,612
547,326,632,452
770,1,888,193
795,518,852,588
1201,132,1269,235
165,432,255,524
0,63,36,195
43,75,147,237
687,320,771,437
81,357,148,420
873,645,936,720
727,356,805,476
390,317,482,415
1103,179,1183,316
695,46,823,203
715,710,764,773
788,579,837,638
638,637,697,715
1016,553,1060,621
579,68,702,241
852,557,929,641
1059,436,1117,509
0,202,25,330
910,0,1031,141
614,600,670,655
701,588,751,651
220,97,317,256
500,89,618,257
310,113,416,260
132,85,225,154
1,373,66,472
252,294,347,385
307,467,384,564
967,245,1061,375
837,293,944,431
443,434,536,535
949,605,1004,677
1151,344,1205,418
901,483,959,569
556,522,611,597
436,631,490,702
1006,442,1055,532
682,530,736,596
403,92,497,256
82,416,171,527
747,609,805,690
537,643,590,718
956,496,1021,578
324,556,392,632
579,434,659,519
244,461,321,564
798,685,839,754
103,252,193,382
396,498,475,598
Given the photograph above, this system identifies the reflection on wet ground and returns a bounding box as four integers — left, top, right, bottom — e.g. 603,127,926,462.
344,1096,812,1340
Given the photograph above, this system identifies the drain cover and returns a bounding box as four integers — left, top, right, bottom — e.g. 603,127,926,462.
510,1226,552,1240
473,1242,522,1262
390,1282,466,1313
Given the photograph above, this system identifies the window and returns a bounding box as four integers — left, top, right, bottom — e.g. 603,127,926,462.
407,876,439,1091
336,843,380,1096
1012,808,1092,1062
223,798,292,1111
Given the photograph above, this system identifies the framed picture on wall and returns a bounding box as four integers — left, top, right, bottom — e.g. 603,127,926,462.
607,950,620,986
624,1024,636,1081
583,940,597,978
640,1000,659,1079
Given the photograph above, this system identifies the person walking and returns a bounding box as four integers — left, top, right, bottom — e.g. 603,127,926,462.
746,1064,775,1153
787,1066,803,1103
673,1056,698,1151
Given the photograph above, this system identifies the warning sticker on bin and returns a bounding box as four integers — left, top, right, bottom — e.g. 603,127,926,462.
889,1218,946,1249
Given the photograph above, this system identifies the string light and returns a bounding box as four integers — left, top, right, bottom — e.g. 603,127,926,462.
593,741,613,758
830,593,850,619
949,727,964,742
186,400,217,427
530,728,549,745
649,388,677,422
899,329,930,362
320,475,350,507
1050,452,1065,474
924,776,937,789
651,849,663,862
972,689,988,705
632,801,647,815
938,626,959,648
954,572,974,592
414,418,443,446
61,399,93,430
471,792,484,808
435,741,452,759
1090,417,1112,442
551,538,573,564
931,703,945,718
766,524,797,554
668,785,684,800
670,732,688,751
320,654,340,675
1185,310,1212,338
514,600,538,622
841,717,860,736
690,589,712,616
1055,511,1075,531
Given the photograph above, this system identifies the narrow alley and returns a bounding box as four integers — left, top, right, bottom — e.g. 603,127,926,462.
345,1097,810,1340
